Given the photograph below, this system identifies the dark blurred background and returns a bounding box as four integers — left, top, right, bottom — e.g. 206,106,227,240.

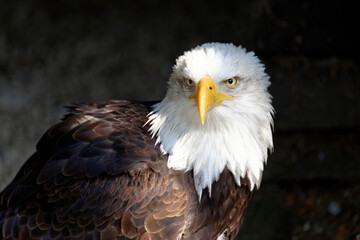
0,0,359,239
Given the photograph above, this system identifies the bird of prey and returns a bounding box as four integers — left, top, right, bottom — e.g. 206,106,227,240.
0,42,274,240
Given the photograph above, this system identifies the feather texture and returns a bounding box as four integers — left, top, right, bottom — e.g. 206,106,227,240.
0,100,252,240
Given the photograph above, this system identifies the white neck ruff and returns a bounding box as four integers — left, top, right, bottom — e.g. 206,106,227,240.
146,95,273,199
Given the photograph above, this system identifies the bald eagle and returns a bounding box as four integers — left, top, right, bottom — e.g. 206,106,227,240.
0,43,274,240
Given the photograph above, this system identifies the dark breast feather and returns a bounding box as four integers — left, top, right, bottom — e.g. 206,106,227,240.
0,100,252,240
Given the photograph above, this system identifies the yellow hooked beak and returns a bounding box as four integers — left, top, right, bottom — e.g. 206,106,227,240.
189,77,234,125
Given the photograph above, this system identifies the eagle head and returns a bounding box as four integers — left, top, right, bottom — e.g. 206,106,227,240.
148,43,274,198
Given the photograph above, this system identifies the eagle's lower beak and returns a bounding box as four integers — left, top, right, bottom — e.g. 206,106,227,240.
189,77,234,125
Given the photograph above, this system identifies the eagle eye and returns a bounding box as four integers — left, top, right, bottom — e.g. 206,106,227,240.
224,77,239,88
185,78,194,88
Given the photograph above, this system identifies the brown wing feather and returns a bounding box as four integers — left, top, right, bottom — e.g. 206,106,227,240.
0,100,253,240
0,100,185,239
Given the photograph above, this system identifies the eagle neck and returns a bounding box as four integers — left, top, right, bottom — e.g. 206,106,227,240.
146,98,273,200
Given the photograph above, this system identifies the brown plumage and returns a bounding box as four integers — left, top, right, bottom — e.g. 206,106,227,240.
0,101,252,240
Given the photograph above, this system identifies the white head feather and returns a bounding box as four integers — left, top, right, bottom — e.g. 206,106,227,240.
147,42,274,199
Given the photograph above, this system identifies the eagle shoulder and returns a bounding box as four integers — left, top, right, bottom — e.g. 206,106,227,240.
0,100,190,239
1,100,163,207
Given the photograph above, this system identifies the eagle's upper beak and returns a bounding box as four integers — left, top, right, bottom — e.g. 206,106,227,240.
189,77,234,124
